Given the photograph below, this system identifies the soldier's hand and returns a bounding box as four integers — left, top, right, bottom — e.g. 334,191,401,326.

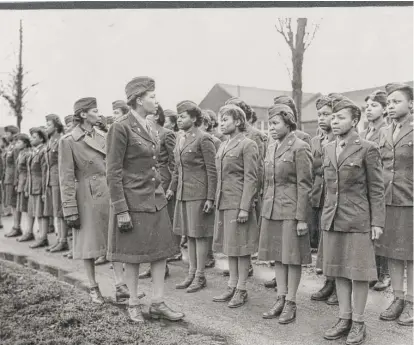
371,226,383,240
166,189,174,201
237,210,249,223
117,212,133,233
41,194,46,202
65,215,81,229
203,200,214,214
296,221,308,237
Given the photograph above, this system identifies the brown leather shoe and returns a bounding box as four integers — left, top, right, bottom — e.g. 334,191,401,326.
115,284,130,303
187,276,206,293
279,300,297,324
380,297,405,321
176,275,195,289
17,232,35,242
373,274,391,291
327,287,339,305
316,268,323,275
262,295,286,319
50,241,69,253
205,257,216,269
222,269,230,277
264,278,277,289
228,289,247,308
149,302,184,321
311,279,335,301
397,301,413,326
67,252,73,259
5,227,22,238
48,223,55,234
139,268,151,279
29,238,49,249
128,305,145,323
346,321,366,345
94,256,108,266
45,242,58,252
213,286,236,302
89,286,105,304
324,318,352,340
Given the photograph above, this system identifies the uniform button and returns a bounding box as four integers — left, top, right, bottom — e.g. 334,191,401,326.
89,160,93,164
153,156,156,159
151,178,155,181
390,181,393,184
391,169,394,172
152,145,155,149
336,192,338,195
93,176,96,180
152,167,156,170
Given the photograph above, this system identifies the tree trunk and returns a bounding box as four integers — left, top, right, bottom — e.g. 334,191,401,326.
16,20,23,131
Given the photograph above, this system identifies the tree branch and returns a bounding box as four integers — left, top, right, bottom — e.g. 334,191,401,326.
277,51,292,81
304,20,321,50
275,18,294,51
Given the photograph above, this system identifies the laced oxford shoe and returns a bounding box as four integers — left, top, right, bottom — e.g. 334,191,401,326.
176,275,195,289
316,268,323,275
327,288,339,305
324,318,352,340
262,295,286,319
17,232,35,242
213,286,236,302
45,243,58,252
187,276,206,293
397,301,413,326
167,253,182,263
29,237,49,249
139,268,152,279
279,300,297,324
380,297,405,321
205,257,216,268
115,284,130,303
222,269,230,277
346,321,366,345
373,274,391,291
89,286,105,304
311,279,335,301
128,305,145,323
369,280,377,289
228,289,248,308
149,302,184,321
264,278,277,289
5,227,22,238
50,241,69,253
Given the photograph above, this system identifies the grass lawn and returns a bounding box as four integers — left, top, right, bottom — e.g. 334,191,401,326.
0,260,227,345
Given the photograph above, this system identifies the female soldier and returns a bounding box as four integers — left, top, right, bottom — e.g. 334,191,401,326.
59,97,109,304
212,104,259,308
166,100,217,293
321,96,385,344
44,114,69,253
64,115,75,133
112,100,129,119
259,104,312,324
107,77,183,322
207,109,227,142
0,136,8,229
361,91,390,291
164,109,179,132
27,127,50,248
377,83,413,326
13,134,31,241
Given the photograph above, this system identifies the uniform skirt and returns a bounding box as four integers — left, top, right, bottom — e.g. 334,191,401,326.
28,194,47,218
3,184,17,208
44,185,63,218
323,230,377,281
107,206,180,264
258,218,312,265
213,209,259,256
376,206,413,261
16,192,28,213
173,200,214,238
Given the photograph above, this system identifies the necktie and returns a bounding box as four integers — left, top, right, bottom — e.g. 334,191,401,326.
365,127,375,141
179,133,187,150
336,140,346,159
393,124,401,142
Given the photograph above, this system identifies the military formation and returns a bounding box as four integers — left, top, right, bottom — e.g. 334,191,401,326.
0,77,412,345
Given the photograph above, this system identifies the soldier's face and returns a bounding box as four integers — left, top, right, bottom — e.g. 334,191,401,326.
387,91,413,120
83,108,99,126
113,108,123,118
331,108,357,136
317,105,333,132
220,114,238,135
177,111,195,131
30,133,42,147
15,139,25,150
268,115,290,141
139,91,158,115
365,99,385,122
164,116,175,130
5,132,13,140
46,120,56,135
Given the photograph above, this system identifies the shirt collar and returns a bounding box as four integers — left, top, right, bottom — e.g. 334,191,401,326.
131,108,148,129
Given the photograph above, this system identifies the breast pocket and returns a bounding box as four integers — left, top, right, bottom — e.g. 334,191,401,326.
342,159,363,182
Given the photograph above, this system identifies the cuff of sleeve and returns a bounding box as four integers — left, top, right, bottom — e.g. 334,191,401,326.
239,203,250,212
63,206,79,217
295,213,307,222
112,199,129,215
371,223,384,228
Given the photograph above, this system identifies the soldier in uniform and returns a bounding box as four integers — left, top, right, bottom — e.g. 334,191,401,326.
0,136,7,229
321,97,385,345
259,104,312,324
112,100,129,119
64,115,76,133
59,98,110,304
212,104,259,308
106,77,184,322
377,83,413,326
166,100,217,293
164,109,179,132
207,109,227,142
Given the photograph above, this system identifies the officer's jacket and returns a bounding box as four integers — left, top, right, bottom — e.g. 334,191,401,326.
45,135,62,187
4,144,19,185
378,115,413,206
157,126,176,192
106,112,167,215
294,129,311,146
321,132,385,233
359,120,387,144
310,133,335,208
215,133,258,211
210,133,222,151
262,132,313,221
169,127,217,201
15,148,30,193
26,144,47,196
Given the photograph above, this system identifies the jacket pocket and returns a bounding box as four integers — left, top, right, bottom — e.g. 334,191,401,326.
89,176,106,199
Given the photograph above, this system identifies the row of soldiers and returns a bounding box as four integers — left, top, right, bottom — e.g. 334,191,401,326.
1,78,412,345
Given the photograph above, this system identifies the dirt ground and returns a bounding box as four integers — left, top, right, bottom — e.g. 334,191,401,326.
0,260,227,345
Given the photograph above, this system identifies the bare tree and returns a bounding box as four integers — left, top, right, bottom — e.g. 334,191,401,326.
275,18,320,129
0,20,38,130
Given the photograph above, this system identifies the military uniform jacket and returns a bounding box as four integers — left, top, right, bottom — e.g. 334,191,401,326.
378,115,413,207
360,120,387,144
169,127,217,201
25,144,47,196
321,132,385,233
210,133,222,151
157,127,176,192
310,133,335,208
106,112,167,215
15,148,30,193
294,130,311,146
245,125,266,193
215,133,258,211
262,132,313,221
45,135,62,187
4,144,19,185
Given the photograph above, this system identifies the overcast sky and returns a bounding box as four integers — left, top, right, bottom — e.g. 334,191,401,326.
0,5,412,132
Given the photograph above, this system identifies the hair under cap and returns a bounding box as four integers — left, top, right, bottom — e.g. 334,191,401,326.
385,83,413,100
164,109,178,117
112,100,128,110
29,127,48,142
176,100,200,114
268,104,297,130
45,114,60,122
73,97,97,114
4,125,19,135
225,97,243,106
273,95,298,120
125,77,155,102
364,90,387,108
331,97,361,114
64,115,73,125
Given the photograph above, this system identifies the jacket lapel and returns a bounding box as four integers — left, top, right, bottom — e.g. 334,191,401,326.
128,112,156,145
337,133,362,167
394,115,414,146
83,132,106,156
275,132,296,159
325,142,337,170
223,133,245,157
180,127,198,153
